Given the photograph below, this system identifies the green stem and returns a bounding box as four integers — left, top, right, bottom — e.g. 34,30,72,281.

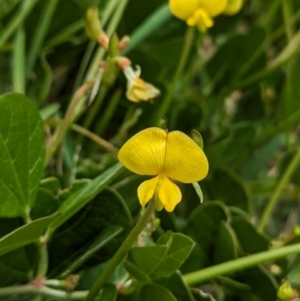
82,84,108,131
26,0,59,76
0,0,38,48
72,40,97,93
13,26,25,93
282,0,294,41
0,285,88,299
84,201,156,301
222,28,300,96
94,88,122,136
35,243,48,278
72,0,119,91
85,0,129,81
183,242,300,286
153,26,195,123
44,19,84,49
45,82,93,165
258,148,300,232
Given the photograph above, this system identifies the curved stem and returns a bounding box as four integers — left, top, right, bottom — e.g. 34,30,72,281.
183,242,300,286
84,201,156,301
258,148,300,232
153,26,195,123
44,81,94,165
0,285,88,300
35,243,48,278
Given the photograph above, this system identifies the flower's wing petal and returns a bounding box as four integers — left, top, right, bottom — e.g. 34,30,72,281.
164,131,209,183
200,0,228,17
169,0,199,21
158,176,182,212
118,127,167,175
130,79,160,102
138,176,159,207
126,89,141,103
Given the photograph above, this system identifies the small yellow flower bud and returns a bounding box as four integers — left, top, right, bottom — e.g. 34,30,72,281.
292,225,300,236
277,282,295,300
118,36,130,51
85,6,108,47
223,0,244,15
108,33,119,57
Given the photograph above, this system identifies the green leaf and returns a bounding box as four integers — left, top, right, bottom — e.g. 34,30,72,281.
123,260,150,281
49,163,124,231
231,216,269,254
279,58,300,119
60,225,123,278
183,202,229,271
156,271,195,301
233,266,277,301
0,214,55,256
40,177,61,195
140,283,177,301
0,245,37,287
191,129,204,150
30,187,60,220
213,222,238,264
125,232,194,280
58,178,91,202
206,27,266,90
206,123,256,170
192,182,204,203
100,283,117,301
0,93,45,217
122,4,171,55
206,169,250,211
48,188,132,277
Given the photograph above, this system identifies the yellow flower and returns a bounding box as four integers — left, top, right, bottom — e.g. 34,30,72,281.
123,65,160,103
118,127,209,212
223,0,244,15
169,0,228,31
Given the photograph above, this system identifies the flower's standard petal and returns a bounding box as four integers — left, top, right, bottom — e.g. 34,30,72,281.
223,0,243,15
169,0,199,21
164,131,209,183
158,176,182,212
199,0,228,17
137,176,159,207
118,127,167,176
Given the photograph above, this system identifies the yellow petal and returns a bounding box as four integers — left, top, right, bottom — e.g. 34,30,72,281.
199,0,228,17
223,0,243,15
188,8,213,31
137,176,159,207
163,131,209,183
158,176,182,212
118,127,167,176
127,78,160,103
169,0,199,21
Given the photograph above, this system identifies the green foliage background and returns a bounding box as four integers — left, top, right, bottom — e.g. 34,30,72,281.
0,0,300,300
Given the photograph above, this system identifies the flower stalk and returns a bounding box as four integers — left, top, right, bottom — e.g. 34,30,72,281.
153,26,195,123
84,201,156,301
